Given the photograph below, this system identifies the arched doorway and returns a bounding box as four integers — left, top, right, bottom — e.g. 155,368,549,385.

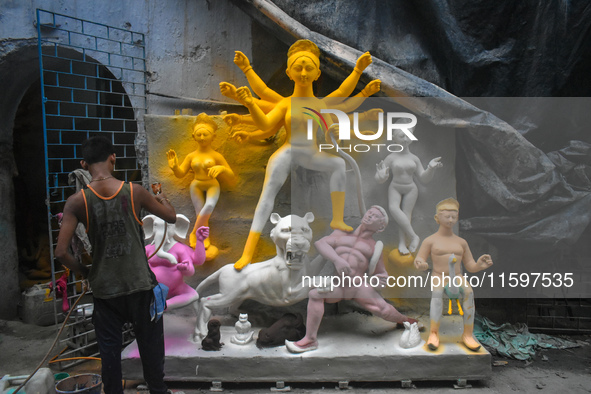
13,56,141,295
0,35,144,366
0,11,146,333
13,79,50,292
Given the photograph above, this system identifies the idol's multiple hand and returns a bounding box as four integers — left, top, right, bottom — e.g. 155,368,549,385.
234,51,251,73
220,82,238,100
223,113,242,127
361,79,381,97
231,130,250,143
236,86,254,106
355,52,372,72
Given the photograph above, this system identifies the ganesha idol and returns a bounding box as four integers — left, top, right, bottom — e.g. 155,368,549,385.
144,214,208,309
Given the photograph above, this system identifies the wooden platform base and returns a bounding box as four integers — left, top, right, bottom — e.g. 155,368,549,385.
121,310,491,384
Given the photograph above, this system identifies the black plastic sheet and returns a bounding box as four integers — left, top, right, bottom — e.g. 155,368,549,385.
233,0,591,247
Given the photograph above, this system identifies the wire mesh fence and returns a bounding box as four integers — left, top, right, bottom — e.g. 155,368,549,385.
37,9,146,368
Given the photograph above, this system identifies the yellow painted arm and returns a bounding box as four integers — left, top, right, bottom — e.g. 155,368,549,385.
326,52,373,98
234,51,283,103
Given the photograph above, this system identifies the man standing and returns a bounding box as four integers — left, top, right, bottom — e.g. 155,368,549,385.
55,137,176,394
414,198,493,351
286,206,418,353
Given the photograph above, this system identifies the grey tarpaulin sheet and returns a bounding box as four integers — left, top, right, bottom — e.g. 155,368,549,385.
231,0,591,246
474,315,579,360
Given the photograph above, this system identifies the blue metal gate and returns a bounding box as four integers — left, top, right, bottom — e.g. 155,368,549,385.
36,9,147,366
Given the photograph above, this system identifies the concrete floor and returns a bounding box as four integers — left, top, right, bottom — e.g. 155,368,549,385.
1,317,590,393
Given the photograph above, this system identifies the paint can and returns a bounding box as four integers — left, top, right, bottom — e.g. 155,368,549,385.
19,285,56,326
55,374,102,394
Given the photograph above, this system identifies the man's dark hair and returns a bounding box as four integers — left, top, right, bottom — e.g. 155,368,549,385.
81,136,115,164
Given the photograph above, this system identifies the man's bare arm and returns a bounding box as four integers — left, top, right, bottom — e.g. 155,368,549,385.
134,184,176,223
55,194,90,278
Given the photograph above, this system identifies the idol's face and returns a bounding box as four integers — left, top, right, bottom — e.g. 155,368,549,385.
362,207,386,232
435,209,458,229
392,128,414,146
287,56,320,87
193,125,214,145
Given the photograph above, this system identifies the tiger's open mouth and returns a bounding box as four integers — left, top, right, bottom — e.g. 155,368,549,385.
285,250,305,269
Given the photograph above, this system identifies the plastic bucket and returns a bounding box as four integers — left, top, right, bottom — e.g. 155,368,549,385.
55,374,102,394
54,372,70,382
